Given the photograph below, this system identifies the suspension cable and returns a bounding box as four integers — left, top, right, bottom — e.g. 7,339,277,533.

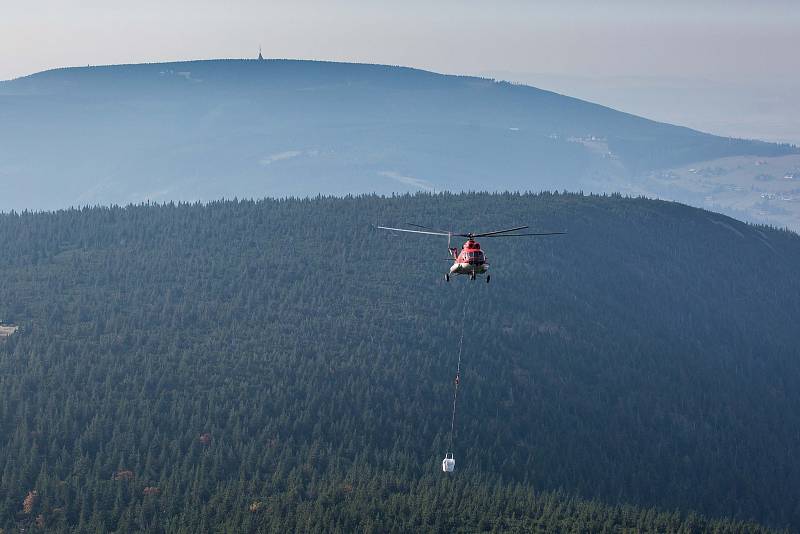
448,283,469,453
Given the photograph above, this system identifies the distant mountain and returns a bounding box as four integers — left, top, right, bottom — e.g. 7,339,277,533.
0,59,795,216
1,193,799,531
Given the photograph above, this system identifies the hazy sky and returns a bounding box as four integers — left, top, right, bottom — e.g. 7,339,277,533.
3,0,799,141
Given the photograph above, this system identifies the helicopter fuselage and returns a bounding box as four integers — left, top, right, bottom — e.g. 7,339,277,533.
449,239,488,277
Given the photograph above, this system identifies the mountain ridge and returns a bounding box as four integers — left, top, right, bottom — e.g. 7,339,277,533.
1,58,796,218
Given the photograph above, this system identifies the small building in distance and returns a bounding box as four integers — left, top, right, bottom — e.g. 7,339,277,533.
0,323,18,339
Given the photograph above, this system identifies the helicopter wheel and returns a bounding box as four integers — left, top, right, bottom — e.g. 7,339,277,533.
445,273,450,282
486,275,490,284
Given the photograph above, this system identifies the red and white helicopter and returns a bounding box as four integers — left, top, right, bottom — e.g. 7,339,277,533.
377,223,565,283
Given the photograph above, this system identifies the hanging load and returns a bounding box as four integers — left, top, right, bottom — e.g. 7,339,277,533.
442,453,455,472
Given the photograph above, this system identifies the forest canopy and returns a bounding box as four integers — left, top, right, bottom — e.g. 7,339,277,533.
0,192,798,532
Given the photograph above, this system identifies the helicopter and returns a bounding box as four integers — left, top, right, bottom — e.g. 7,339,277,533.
376,223,565,282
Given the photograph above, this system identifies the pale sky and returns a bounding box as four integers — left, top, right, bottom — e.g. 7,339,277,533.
3,0,799,141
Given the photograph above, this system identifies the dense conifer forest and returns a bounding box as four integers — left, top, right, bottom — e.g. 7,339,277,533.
1,192,799,532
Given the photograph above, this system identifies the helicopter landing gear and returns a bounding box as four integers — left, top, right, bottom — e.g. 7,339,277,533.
445,273,450,282
486,274,490,284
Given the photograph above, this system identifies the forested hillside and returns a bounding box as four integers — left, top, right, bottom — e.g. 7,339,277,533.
0,59,795,213
1,193,799,532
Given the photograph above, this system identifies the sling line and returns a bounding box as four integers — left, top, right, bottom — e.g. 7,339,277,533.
448,284,469,453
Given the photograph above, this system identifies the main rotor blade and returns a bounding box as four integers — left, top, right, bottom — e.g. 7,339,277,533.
471,226,529,237
375,225,450,236
484,232,567,237
406,223,454,235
